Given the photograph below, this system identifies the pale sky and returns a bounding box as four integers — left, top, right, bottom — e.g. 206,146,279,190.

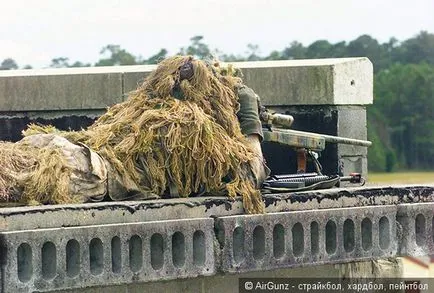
1,0,433,68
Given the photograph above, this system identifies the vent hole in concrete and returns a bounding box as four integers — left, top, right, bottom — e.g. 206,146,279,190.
415,214,426,246
273,224,285,259
172,232,185,268
193,230,206,266
326,221,337,254
66,239,80,278
351,80,355,86
379,217,390,250
233,227,245,263
17,243,33,283
89,238,104,275
111,236,121,274
310,222,319,255
361,218,373,251
343,219,355,252
129,235,143,273
42,242,57,280
151,233,164,270
292,223,304,257
253,226,266,260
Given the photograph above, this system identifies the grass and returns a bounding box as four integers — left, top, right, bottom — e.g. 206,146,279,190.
367,171,434,185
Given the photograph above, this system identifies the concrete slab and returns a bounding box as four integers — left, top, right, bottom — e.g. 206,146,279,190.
0,73,123,111
214,205,398,273
397,202,434,256
123,71,151,94
0,218,215,292
0,199,431,292
120,58,374,106
0,58,372,113
0,185,433,232
236,58,373,106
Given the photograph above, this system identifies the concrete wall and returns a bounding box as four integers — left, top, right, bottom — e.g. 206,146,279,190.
0,58,372,111
1,186,433,292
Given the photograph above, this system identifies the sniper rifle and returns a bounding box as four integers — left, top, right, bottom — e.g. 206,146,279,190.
259,107,370,192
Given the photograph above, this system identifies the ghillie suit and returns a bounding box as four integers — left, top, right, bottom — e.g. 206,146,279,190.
0,56,266,213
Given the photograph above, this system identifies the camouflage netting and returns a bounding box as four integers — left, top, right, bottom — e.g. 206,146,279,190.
0,56,264,213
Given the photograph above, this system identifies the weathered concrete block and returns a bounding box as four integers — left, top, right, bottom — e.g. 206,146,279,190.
123,71,153,94
0,58,371,111
337,107,368,177
120,58,373,106
1,186,434,232
0,218,214,292
340,156,368,179
337,107,368,156
0,67,125,111
214,205,398,273
0,188,433,292
397,202,434,256
234,58,373,106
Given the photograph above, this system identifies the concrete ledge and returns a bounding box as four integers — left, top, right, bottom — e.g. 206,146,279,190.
0,58,372,112
215,205,398,273
0,218,215,292
233,58,373,105
397,202,434,256
0,65,156,112
1,185,433,231
0,71,124,111
0,186,432,292
0,198,432,292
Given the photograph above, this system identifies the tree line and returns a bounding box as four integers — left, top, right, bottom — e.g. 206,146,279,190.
1,32,434,171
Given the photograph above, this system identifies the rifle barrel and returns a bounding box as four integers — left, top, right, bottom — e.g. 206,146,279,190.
275,129,372,147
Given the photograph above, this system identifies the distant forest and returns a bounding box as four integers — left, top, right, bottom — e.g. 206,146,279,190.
1,31,433,172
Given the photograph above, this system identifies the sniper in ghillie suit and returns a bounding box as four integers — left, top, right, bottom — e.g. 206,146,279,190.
0,56,269,214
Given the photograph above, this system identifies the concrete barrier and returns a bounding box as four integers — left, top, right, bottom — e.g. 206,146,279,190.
0,58,372,111
215,206,399,274
0,191,433,292
1,185,433,231
0,218,215,292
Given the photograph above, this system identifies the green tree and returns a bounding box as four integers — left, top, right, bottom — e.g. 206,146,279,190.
144,49,168,64
50,57,70,68
330,41,347,57
0,58,18,70
219,53,245,62
281,41,306,60
245,44,261,61
398,31,434,65
373,62,434,169
179,36,211,59
50,57,90,68
95,45,137,66
69,61,91,67
265,50,282,60
306,40,333,58
367,119,387,171
347,35,386,71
